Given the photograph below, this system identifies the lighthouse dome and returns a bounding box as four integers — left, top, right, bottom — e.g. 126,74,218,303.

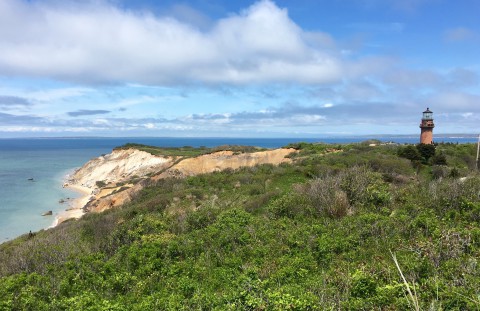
422,108,433,120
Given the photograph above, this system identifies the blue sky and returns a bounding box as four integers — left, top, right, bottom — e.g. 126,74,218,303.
0,0,479,137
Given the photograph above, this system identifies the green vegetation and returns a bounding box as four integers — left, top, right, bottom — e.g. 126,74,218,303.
114,143,266,157
114,143,210,157
95,180,107,188
1,142,480,310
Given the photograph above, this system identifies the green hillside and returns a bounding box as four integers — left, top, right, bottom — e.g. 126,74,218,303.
1,142,479,310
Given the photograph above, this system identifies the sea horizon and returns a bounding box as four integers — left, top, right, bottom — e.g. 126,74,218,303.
1,133,479,139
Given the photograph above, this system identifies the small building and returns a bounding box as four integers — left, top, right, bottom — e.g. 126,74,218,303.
419,108,434,144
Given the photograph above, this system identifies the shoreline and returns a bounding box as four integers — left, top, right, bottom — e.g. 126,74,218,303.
51,183,92,227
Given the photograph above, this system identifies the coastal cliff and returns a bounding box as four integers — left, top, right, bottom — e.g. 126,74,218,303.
3,142,480,310
65,147,296,216
66,148,173,189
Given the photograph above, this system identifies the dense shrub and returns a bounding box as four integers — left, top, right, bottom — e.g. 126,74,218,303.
298,176,350,218
398,145,422,161
417,143,436,163
431,152,447,165
1,142,480,309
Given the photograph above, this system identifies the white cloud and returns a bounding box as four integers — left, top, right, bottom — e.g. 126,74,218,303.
426,92,480,111
1,0,479,137
0,0,344,85
381,68,479,94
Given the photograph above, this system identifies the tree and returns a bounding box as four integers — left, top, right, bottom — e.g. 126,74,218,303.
416,144,436,163
398,145,422,162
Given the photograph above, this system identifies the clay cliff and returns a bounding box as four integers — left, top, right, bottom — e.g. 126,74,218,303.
67,147,296,215
159,149,295,177
66,149,173,189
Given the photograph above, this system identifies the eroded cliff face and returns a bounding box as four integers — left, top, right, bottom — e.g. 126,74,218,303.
67,149,173,189
69,148,296,214
158,149,295,178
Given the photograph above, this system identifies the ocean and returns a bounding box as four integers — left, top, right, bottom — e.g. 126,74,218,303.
0,136,478,243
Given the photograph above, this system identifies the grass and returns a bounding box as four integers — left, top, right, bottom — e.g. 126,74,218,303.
391,250,420,311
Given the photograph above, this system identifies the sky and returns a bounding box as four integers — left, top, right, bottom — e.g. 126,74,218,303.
0,0,479,138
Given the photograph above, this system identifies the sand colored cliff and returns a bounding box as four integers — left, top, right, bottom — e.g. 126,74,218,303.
66,149,173,189
159,149,295,177
63,147,296,220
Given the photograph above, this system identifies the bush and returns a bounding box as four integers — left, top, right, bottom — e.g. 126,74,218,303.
398,145,422,161
290,166,391,218
431,165,449,179
416,143,436,163
298,177,350,218
350,270,377,298
339,166,388,207
185,206,219,231
427,175,480,214
268,192,313,219
96,180,107,188
431,153,447,165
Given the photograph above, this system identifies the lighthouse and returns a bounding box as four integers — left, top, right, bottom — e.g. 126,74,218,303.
419,108,434,144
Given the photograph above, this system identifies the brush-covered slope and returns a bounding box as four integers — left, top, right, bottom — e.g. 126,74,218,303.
0,142,479,310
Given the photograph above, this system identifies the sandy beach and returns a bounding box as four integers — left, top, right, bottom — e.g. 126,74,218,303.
51,184,92,227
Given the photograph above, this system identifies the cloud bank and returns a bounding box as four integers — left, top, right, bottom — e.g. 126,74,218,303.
0,0,343,85
0,95,32,108
0,0,479,137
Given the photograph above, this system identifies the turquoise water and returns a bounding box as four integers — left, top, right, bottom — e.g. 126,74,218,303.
0,136,478,243
0,146,111,243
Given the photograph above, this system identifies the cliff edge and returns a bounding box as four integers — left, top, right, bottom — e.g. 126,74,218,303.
67,149,173,189
65,147,296,217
